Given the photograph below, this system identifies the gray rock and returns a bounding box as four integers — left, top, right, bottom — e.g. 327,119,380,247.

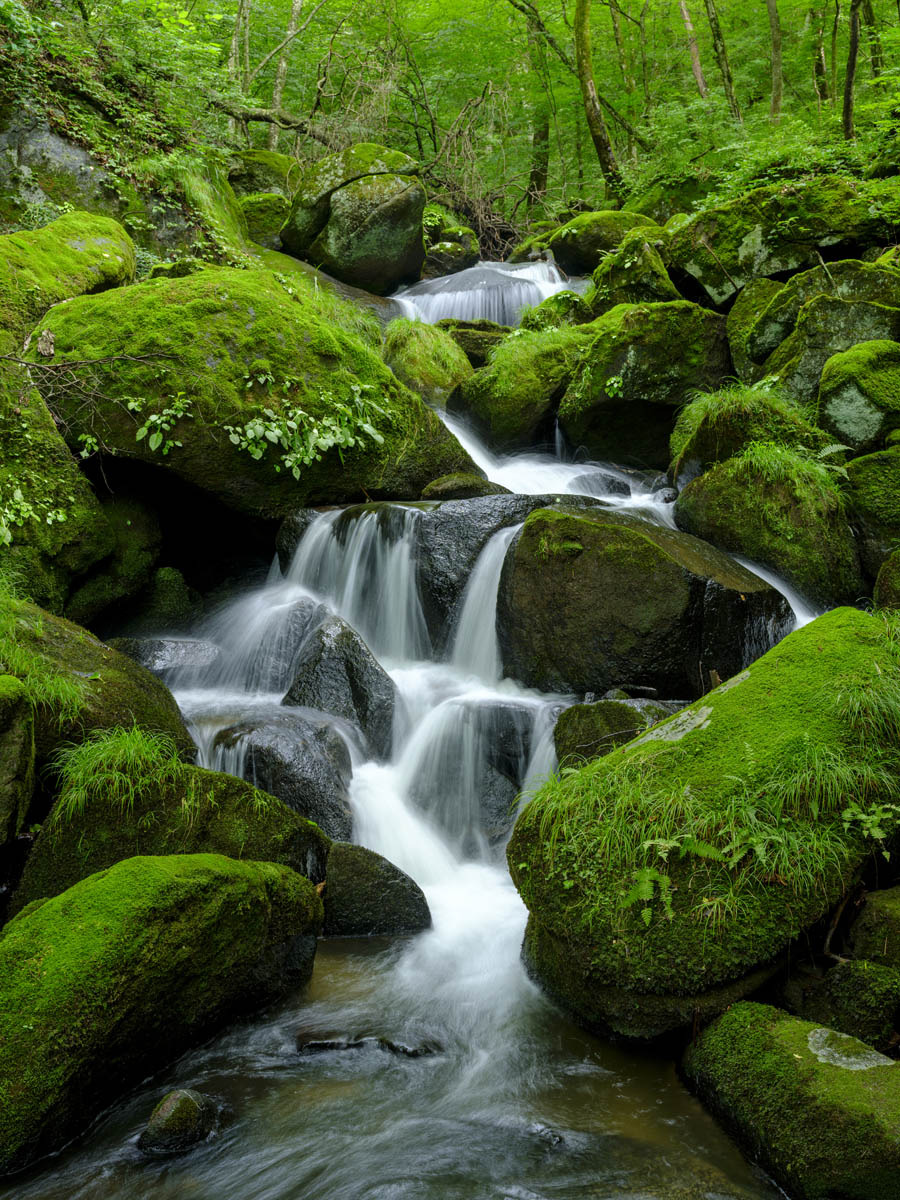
323,842,431,936
275,509,332,572
137,1089,221,1157
108,637,221,677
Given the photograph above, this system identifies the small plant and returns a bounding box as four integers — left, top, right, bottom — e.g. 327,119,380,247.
605,373,624,399
0,580,83,725
129,391,193,455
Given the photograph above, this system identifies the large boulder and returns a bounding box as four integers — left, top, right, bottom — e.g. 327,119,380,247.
848,886,900,970
137,1088,221,1157
497,506,790,697
587,229,680,314
382,318,473,407
26,267,473,518
508,608,897,1039
0,854,322,1174
510,210,658,274
875,550,900,609
846,446,900,579
239,191,290,249
280,144,425,294
783,960,900,1055
664,177,893,307
817,340,900,454
683,1002,900,1200
674,444,863,605
726,278,784,384
212,711,353,841
557,302,730,469
62,496,161,628
422,204,479,279
11,751,332,913
0,677,34,851
554,698,677,764
228,149,301,198
282,615,397,759
323,841,431,936
435,318,510,368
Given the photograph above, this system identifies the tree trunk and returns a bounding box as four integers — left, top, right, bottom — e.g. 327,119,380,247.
811,7,829,108
861,0,884,76
767,0,783,120
679,0,708,98
638,0,652,108
843,0,862,138
831,0,841,104
266,0,304,151
227,0,252,141
609,1,635,93
526,19,551,207
574,0,623,200
703,0,742,121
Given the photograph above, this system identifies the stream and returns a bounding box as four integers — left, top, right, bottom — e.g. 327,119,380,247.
1,274,809,1200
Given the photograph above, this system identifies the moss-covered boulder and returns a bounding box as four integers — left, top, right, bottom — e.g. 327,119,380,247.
668,384,829,484
0,591,193,766
846,446,900,579
421,208,479,278
383,318,473,407
12,752,331,912
420,473,508,500
27,267,473,518
553,698,674,764
683,1002,900,1199
557,302,730,469
116,566,201,635
280,143,425,294
228,149,301,198
323,841,431,936
450,325,591,448
0,677,34,850
623,173,717,224
849,886,900,970
0,854,322,1174
875,550,900,609
239,191,290,248
817,340,900,454
508,607,900,1039
664,177,892,307
510,210,658,274
587,229,680,314
138,1088,220,1157
519,290,593,333
675,444,862,605
746,260,900,364
726,278,784,385
497,506,790,697
783,960,900,1055
435,318,510,367
62,496,161,628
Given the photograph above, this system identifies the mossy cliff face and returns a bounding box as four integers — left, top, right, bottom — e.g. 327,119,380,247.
726,278,784,384
683,1002,900,1200
846,446,900,579
228,149,302,199
239,191,290,249
664,177,892,307
510,210,658,274
12,766,332,913
496,506,790,697
28,267,473,518
281,143,425,294
849,886,900,969
0,854,323,1175
817,340,900,454
557,302,731,469
507,608,896,1039
0,677,34,850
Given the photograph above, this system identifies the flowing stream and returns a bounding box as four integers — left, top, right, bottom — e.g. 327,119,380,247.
2,283,810,1200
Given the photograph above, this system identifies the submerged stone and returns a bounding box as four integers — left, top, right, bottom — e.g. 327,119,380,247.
138,1089,221,1157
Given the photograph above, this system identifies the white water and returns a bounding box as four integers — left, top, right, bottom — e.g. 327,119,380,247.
393,260,578,325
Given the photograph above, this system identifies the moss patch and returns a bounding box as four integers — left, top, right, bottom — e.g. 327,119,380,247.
383,318,473,407
818,340,900,454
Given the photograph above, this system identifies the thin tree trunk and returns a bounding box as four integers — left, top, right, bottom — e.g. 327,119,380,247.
811,7,829,108
831,0,841,105
526,18,551,207
767,0,783,120
639,0,652,108
843,0,862,138
609,2,635,93
574,0,623,200
227,0,252,141
703,0,742,121
267,0,304,151
679,0,708,98
861,0,884,76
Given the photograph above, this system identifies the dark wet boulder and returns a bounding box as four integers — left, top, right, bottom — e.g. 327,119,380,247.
726,278,784,384
497,506,790,698
383,317,473,407
275,510,329,571
280,143,425,294
240,192,290,248
674,444,862,605
213,711,353,840
107,636,221,678
62,497,162,629
435,318,510,367
420,473,509,501
781,960,900,1056
138,1089,222,1157
557,302,730,470
282,615,397,759
0,677,34,851
0,854,323,1175
553,698,677,763
875,550,900,609
511,210,658,274
817,340,900,454
323,841,430,936
846,446,900,579
683,1002,900,1200
848,886,900,970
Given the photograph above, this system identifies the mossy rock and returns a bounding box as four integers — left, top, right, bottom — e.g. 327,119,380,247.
421,214,479,279
11,764,332,913
117,566,202,636
497,506,790,698
623,174,718,224
137,1088,220,1157
817,340,900,454
746,260,900,364
281,143,425,294
228,149,302,199
323,841,431,936
240,191,290,249
668,385,830,484
382,318,473,407
0,854,323,1174
683,1001,900,1199
450,324,591,448
768,296,900,410
0,593,194,765
846,446,900,579
510,210,658,274
726,278,785,384
587,229,680,315
435,318,511,367
63,496,161,628
875,550,900,609
508,608,895,1039
783,960,900,1055
519,290,593,333
674,445,862,605
420,473,508,500
553,698,673,764
849,886,900,970
664,177,893,308
0,676,34,849
27,267,473,519
558,302,731,469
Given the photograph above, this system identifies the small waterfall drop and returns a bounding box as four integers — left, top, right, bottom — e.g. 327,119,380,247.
450,525,519,683
393,260,575,325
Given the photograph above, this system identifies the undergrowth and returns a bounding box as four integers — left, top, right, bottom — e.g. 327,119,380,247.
0,571,83,725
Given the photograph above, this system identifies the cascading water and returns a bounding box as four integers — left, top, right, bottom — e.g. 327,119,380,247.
393,260,580,325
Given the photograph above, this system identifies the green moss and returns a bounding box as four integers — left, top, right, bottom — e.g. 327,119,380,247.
63,496,160,627
683,1002,900,1199
240,191,290,246
0,673,35,847
229,150,302,198
875,551,900,609
0,854,323,1174
419,472,507,500
553,699,672,764
726,278,784,384
382,318,473,407
434,318,510,368
508,608,899,1038
674,441,861,604
850,886,900,969
586,229,680,315
510,210,658,274
818,340,900,454
847,446,900,578
520,290,593,333
786,960,900,1053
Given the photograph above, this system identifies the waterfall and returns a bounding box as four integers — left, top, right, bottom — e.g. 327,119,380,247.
450,525,519,683
393,260,576,325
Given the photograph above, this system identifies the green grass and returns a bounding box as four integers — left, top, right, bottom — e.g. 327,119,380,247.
737,439,845,499
0,573,83,726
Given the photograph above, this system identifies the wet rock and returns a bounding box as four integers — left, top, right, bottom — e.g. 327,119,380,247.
435,318,510,368
420,473,510,501
846,446,900,580
0,677,34,851
554,698,676,763
323,841,431,936
282,615,397,760
296,1032,442,1057
875,550,900,609
108,637,221,678
817,340,900,455
214,711,353,841
138,1089,221,1157
727,278,784,384
848,885,900,970
237,597,331,694
275,510,329,571
568,469,630,497
781,960,900,1055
